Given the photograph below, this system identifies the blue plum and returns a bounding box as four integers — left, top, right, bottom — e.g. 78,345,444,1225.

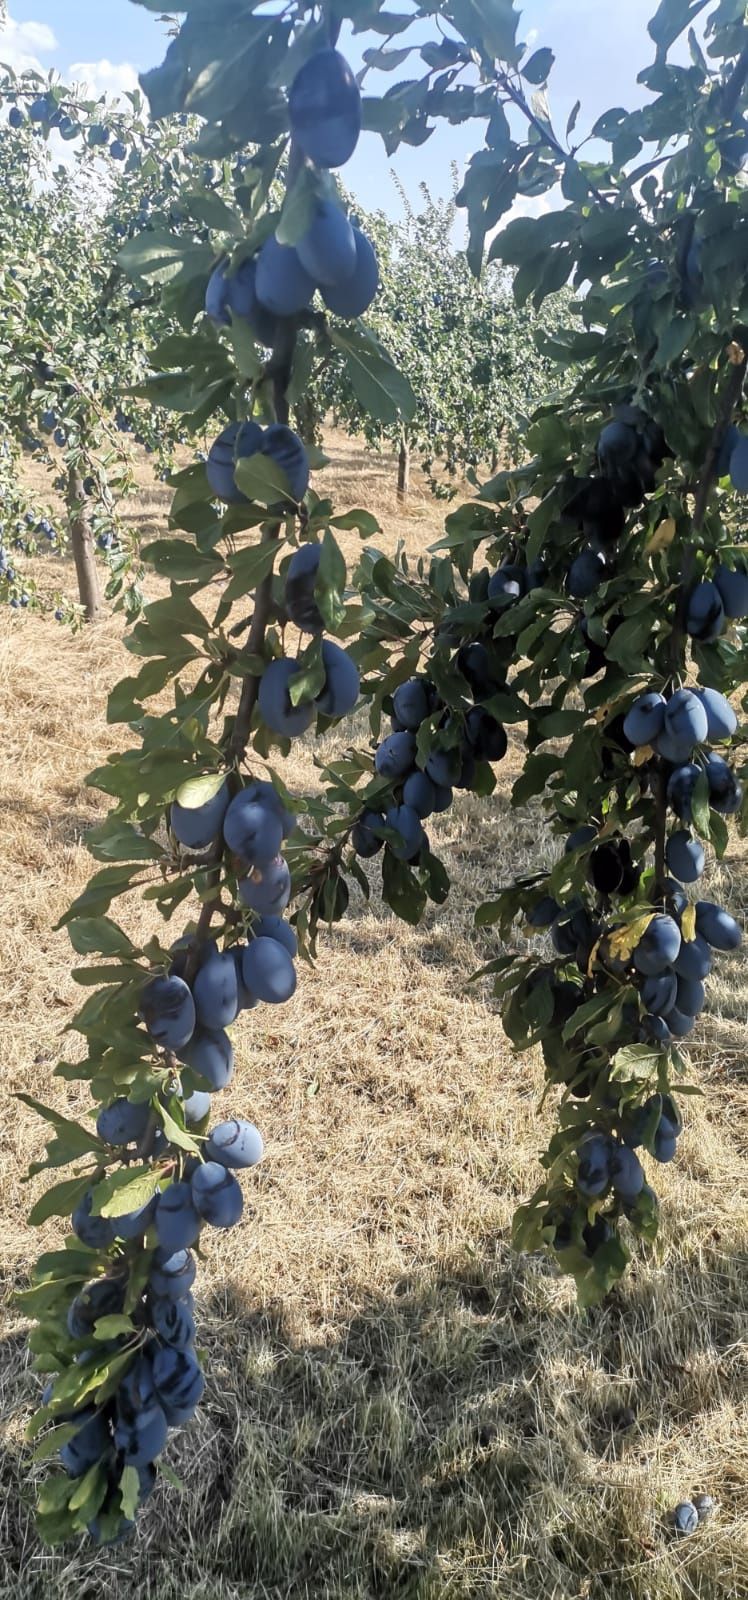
149,1248,197,1301
285,544,323,633
154,1182,202,1253
488,564,525,600
695,685,737,740
527,895,561,928
238,855,291,915
206,420,264,504
633,915,681,975
675,975,705,1016
392,679,431,731
425,747,461,787
704,752,743,814
258,657,314,738
729,435,748,492
565,825,597,853
205,1119,264,1169
402,771,438,819
254,236,315,316
352,809,385,857
666,829,705,884
714,562,748,618
643,1013,672,1043
152,1346,205,1424
193,942,240,1030
666,1006,696,1037
177,1028,235,1091
114,1403,168,1469
315,640,360,717
191,1161,244,1228
673,933,712,981
205,260,231,326
171,780,230,849
96,1098,151,1148
384,803,425,862
375,731,417,781
260,424,310,502
289,48,362,168
242,936,297,1004
60,1409,111,1477
252,915,299,957
695,901,742,950
114,1195,158,1241
296,200,357,285
464,708,507,763
72,1190,116,1250
67,1277,125,1339
140,975,196,1051
608,1143,644,1202
224,256,278,344
151,1295,195,1351
321,227,378,316
663,688,708,751
667,762,701,823
673,1501,699,1536
223,791,283,864
686,580,725,642
567,548,606,598
576,1134,610,1198
640,971,677,1016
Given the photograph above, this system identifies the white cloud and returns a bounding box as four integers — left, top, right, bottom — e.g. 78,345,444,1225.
526,28,540,46
0,15,57,73
68,57,139,103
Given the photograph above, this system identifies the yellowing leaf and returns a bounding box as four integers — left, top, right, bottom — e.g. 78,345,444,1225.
681,903,696,942
607,912,655,964
634,744,655,766
646,517,676,555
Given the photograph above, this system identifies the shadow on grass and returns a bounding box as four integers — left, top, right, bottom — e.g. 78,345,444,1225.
3,1220,747,1600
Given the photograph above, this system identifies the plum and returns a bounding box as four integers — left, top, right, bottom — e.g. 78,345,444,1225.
675,975,705,1016
223,790,283,864
151,1346,205,1425
67,1277,126,1339
242,936,297,1004
692,1493,716,1523
392,678,432,731
654,1127,678,1161
254,236,315,316
714,562,748,623
151,1295,195,1351
114,1195,158,1241
176,1028,234,1091
608,1143,644,1201
60,1409,112,1477
384,803,425,861
640,971,677,1016
402,771,438,819
685,580,725,642
464,708,507,763
171,780,230,850
567,548,606,598
352,809,385,857
140,975,196,1051
183,1089,212,1125
576,1133,611,1198
315,640,360,717
425,747,461,787
623,691,666,747
206,420,264,504
565,825,597,853
205,1119,264,1169
285,544,323,633
666,762,701,823
240,779,295,839
694,685,737,740
527,895,561,928
289,48,361,168
252,916,299,957
191,1161,244,1228
704,752,743,814
672,1501,699,1536
673,933,712,981
456,641,503,699
192,943,239,1031
666,1006,695,1037
666,829,705,884
72,1190,116,1250
643,1012,672,1043
296,199,357,285
114,1403,169,1469
321,227,378,316
633,914,681,975
717,424,740,478
695,900,742,950
149,1248,197,1301
260,423,310,502
96,1098,151,1148
663,688,709,751
488,563,526,601
205,260,231,327
258,657,314,737
154,1182,202,1253
729,435,748,492
375,731,417,781
239,855,291,916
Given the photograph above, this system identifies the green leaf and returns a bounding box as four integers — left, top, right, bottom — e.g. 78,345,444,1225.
381,850,427,926
26,1174,95,1228
523,47,554,83
119,1466,141,1522
67,919,136,959
329,325,417,426
90,1166,162,1219
93,1314,136,1341
156,1102,201,1155
175,771,227,809
235,452,296,506
223,537,282,605
85,819,163,865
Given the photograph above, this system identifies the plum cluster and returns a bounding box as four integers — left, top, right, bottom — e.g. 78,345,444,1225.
562,406,669,598
353,669,508,864
683,562,748,643
50,1115,263,1540
625,681,742,843
206,48,377,338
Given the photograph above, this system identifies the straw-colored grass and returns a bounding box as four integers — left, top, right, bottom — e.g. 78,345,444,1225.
0,433,746,1599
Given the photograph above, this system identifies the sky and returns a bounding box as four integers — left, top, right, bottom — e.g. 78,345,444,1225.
3,1,669,218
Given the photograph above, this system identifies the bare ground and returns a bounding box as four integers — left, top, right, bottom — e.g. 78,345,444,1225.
0,433,746,1599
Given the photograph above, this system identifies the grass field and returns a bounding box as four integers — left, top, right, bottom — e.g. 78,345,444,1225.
0,434,747,1599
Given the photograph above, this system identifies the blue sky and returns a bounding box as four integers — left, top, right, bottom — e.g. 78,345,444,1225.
6,0,666,217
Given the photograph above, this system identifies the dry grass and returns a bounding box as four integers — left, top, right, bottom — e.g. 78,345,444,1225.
0,433,747,1599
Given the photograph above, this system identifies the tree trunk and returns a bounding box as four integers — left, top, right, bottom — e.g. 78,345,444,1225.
397,434,410,503
490,446,499,473
66,467,102,622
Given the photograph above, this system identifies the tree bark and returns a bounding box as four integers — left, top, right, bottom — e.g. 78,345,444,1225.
397,433,410,503
66,467,102,622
